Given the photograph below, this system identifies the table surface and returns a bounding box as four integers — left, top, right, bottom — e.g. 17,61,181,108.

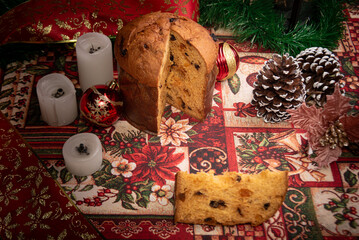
1,7,359,240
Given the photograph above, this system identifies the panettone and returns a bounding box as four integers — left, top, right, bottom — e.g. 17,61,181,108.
174,170,288,226
114,12,218,134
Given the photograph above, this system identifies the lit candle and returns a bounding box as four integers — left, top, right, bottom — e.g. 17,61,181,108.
62,133,103,176
36,73,78,126
76,32,114,92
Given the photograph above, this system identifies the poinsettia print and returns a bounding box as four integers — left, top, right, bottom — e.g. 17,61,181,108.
159,117,193,146
123,146,184,186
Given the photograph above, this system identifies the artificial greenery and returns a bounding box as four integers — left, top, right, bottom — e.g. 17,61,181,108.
199,0,347,56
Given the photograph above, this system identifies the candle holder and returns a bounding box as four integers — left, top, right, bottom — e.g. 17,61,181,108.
76,32,114,92
62,133,103,176
36,73,78,126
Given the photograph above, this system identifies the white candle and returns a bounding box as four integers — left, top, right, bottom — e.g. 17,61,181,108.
62,133,103,176
76,32,114,92
36,73,78,126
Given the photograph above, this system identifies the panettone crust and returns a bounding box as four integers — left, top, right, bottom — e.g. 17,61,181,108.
114,12,218,134
115,12,218,85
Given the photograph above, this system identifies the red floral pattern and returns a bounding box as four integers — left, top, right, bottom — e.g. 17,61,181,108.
123,145,185,186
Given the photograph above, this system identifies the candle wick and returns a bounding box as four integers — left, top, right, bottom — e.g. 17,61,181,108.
52,88,65,98
76,143,89,155
89,43,101,54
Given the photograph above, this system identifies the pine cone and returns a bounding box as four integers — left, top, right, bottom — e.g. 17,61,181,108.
296,47,344,107
251,53,304,123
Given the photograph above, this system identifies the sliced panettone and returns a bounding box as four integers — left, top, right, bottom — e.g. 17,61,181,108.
174,170,288,226
114,12,218,134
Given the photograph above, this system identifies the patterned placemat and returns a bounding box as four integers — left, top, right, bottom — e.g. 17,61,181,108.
1,5,359,240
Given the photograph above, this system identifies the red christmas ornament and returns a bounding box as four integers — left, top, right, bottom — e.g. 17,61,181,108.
80,83,122,127
216,42,240,81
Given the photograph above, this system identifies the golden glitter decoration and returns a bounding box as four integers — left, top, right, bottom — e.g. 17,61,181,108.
320,120,349,149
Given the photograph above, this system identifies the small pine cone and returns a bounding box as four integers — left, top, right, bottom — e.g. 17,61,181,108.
320,120,349,149
251,53,304,123
296,47,344,107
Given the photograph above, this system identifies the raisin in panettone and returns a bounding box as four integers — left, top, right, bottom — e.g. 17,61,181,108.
114,12,218,134
175,170,288,226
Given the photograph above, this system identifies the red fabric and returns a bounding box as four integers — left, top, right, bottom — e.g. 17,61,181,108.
0,113,101,239
0,0,199,45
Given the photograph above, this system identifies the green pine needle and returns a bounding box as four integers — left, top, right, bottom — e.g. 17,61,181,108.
199,0,346,56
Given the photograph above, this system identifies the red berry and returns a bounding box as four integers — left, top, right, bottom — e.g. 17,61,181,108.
101,130,107,134
125,185,132,189
104,189,111,193
89,202,95,206
94,197,100,202
96,202,102,206
355,105,359,110
141,142,146,146
126,189,132,194
120,142,125,146
98,192,105,196
105,136,111,141
257,146,268,152
120,145,125,149
94,129,99,133
329,201,336,206
342,194,349,199
104,141,109,145
132,186,138,191
350,207,357,214
348,217,354,221
344,214,350,219
349,164,358,170
98,135,102,139
126,143,132,147
123,178,130,183
139,138,146,142
84,198,91,203
110,141,116,146
253,156,263,163
76,201,83,205
133,138,139,142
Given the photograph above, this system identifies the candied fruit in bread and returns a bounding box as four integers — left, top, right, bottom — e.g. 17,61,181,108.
114,12,218,134
174,170,288,226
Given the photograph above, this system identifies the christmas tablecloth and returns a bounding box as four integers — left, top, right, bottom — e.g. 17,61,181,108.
1,3,359,240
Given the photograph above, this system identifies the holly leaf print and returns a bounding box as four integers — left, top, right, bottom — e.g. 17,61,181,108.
228,74,240,94
344,169,358,187
341,58,356,75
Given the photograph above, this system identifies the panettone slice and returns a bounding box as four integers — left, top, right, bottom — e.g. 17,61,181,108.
174,170,288,226
114,12,218,134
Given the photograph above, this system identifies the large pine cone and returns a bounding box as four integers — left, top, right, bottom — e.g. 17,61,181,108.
251,54,304,123
296,47,344,107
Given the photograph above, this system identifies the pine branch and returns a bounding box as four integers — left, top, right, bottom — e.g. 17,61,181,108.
199,0,347,56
